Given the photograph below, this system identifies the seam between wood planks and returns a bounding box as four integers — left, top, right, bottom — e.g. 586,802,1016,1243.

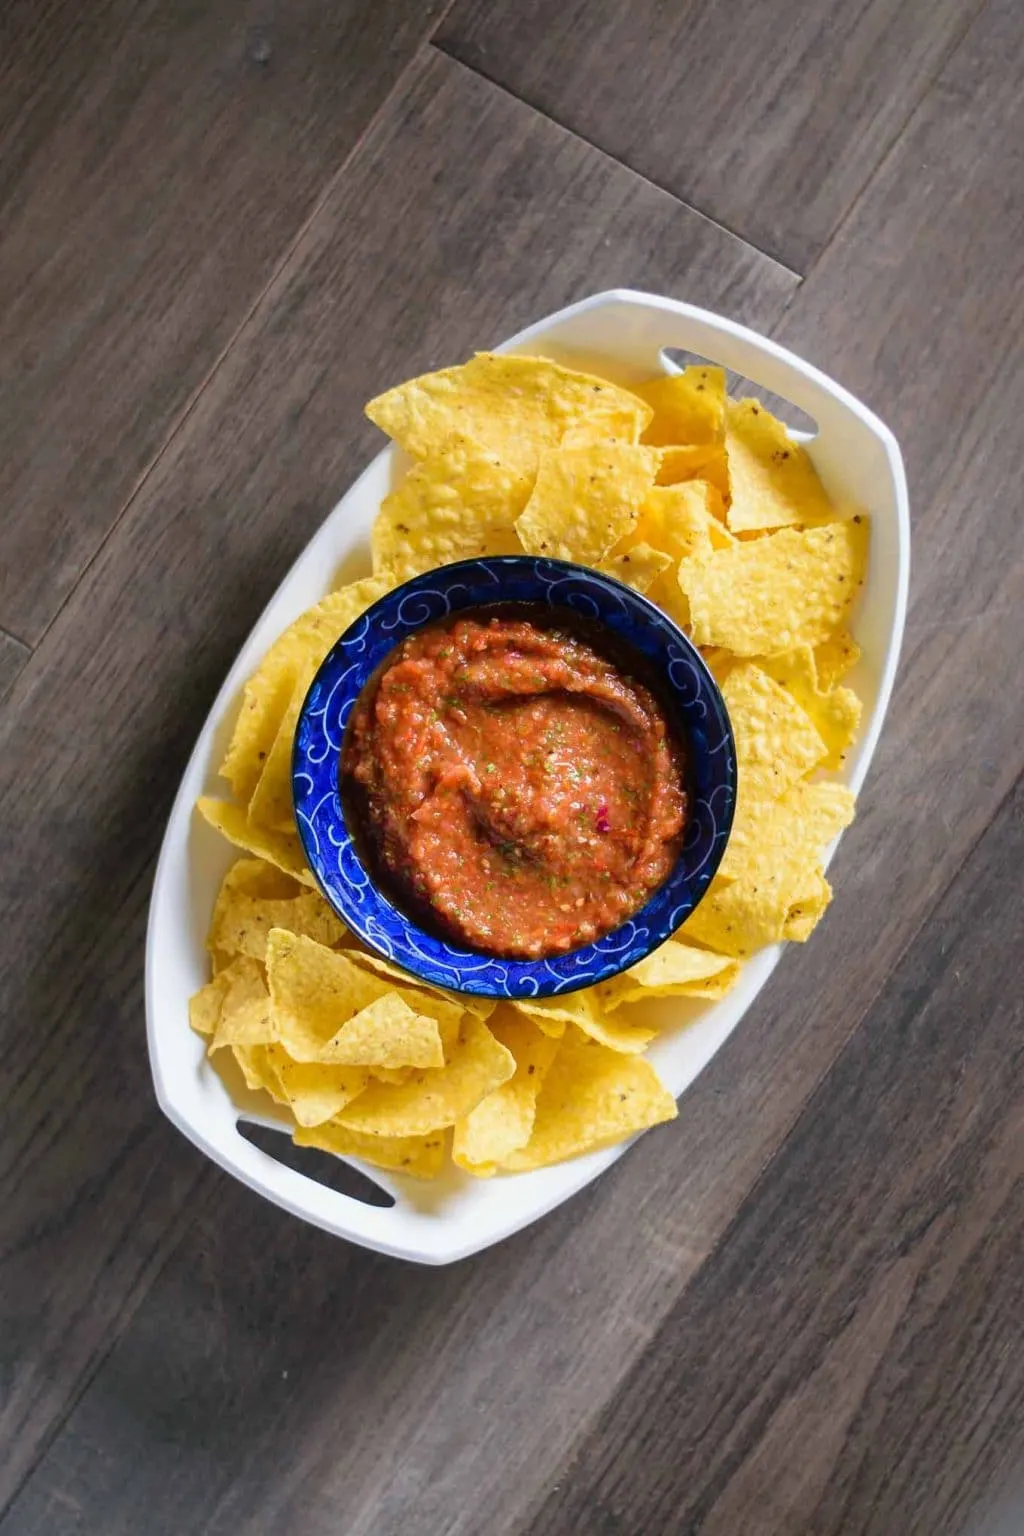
428,42,803,280
0,17,460,714
791,0,989,286
507,758,1024,1536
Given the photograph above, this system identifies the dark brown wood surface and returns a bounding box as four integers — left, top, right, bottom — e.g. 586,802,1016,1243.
0,0,450,645
1,2,1022,1532
438,0,980,272
0,630,29,703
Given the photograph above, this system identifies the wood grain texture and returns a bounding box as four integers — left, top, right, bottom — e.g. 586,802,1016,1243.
4,3,1024,1528
438,0,979,271
528,776,1024,1536
0,49,795,1514
0,629,29,704
0,0,452,645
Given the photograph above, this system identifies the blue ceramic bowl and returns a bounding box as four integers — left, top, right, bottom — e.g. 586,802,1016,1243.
292,557,736,998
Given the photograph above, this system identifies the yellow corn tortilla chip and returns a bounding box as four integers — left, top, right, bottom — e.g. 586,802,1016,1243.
231,1043,283,1098
783,871,833,941
756,645,863,770
680,868,812,958
699,646,736,686
680,519,867,655
335,1016,515,1137
366,353,651,476
295,1123,446,1180
197,798,314,886
371,439,530,583
724,398,836,533
598,541,673,594
722,663,827,801
814,626,862,689
219,579,387,806
515,444,658,566
211,857,303,906
637,481,724,562
320,993,445,1071
656,443,731,499
189,969,232,1038
637,366,727,447
209,869,348,963
267,1046,369,1128
343,946,493,1024
596,939,739,1010
452,1007,559,1175
208,957,276,1055
502,1027,677,1170
559,397,646,447
636,482,732,629
246,664,315,834
719,779,856,885
369,1066,413,1085
512,993,655,1055
266,929,450,1062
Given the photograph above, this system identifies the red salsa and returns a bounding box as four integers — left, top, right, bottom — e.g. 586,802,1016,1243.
342,610,688,959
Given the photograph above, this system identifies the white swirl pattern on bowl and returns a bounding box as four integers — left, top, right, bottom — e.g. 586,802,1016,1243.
291,557,736,998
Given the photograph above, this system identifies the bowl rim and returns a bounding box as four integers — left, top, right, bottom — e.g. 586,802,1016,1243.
291,554,736,997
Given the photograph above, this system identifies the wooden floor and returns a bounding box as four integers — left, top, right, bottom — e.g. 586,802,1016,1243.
1,0,1022,1530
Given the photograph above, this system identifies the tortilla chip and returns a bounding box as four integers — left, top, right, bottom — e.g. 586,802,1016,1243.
598,541,673,594
343,946,493,1024
189,969,232,1038
266,930,427,1062
502,1027,677,1170
232,1044,283,1098
724,398,836,533
209,868,347,963
371,439,530,582
513,993,655,1055
219,579,386,806
267,1046,369,1127
637,366,727,447
208,957,276,1055
210,857,302,907
369,1066,414,1086
295,1123,446,1180
197,798,314,886
366,353,651,476
245,665,314,834
814,626,862,689
320,993,445,1071
680,869,809,957
757,645,862,770
656,443,731,499
722,663,827,801
335,1016,515,1137
560,399,646,447
637,481,724,562
718,779,856,886
596,939,739,1010
783,871,833,941
515,444,658,566
680,519,867,655
452,1007,559,1175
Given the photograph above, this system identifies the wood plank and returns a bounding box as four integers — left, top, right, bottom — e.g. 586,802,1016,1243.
0,50,796,1513
8,5,1023,1529
0,629,29,704
527,776,1024,1536
0,0,452,645
438,0,978,272
5,4,1024,1525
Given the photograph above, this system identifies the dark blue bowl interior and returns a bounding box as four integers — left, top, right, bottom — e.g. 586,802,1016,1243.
292,557,736,998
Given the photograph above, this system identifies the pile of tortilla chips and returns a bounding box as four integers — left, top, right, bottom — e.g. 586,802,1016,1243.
192,351,867,1180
